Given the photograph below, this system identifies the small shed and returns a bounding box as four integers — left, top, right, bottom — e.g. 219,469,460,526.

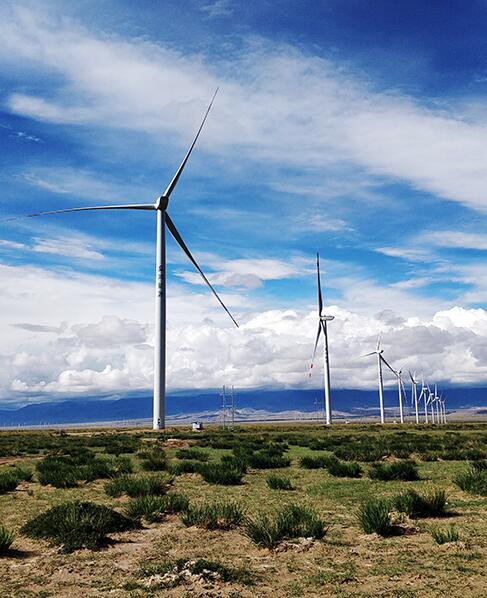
192,421,204,431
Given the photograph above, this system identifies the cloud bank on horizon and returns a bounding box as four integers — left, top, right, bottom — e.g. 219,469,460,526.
0,1,486,403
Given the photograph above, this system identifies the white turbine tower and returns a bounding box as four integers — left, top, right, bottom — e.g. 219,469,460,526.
20,90,239,430
310,253,334,425
434,384,441,422
418,375,429,423
441,394,447,424
427,386,435,423
361,337,396,424
409,371,419,424
395,368,406,424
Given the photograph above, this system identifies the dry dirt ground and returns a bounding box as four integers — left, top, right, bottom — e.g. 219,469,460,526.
1,426,487,597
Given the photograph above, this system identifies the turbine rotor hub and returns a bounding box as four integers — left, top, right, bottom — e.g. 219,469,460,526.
155,196,169,211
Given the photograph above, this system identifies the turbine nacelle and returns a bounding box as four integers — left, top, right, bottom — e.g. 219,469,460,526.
320,315,335,322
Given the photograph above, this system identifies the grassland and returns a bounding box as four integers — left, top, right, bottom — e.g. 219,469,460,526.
0,422,487,597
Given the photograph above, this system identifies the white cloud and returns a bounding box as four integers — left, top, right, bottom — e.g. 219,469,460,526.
376,246,430,261
200,0,233,18
2,7,487,214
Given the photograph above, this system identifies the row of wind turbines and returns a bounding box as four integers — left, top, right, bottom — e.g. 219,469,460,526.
311,253,448,426
19,90,449,430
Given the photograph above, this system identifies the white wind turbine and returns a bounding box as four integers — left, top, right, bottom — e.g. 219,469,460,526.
427,385,435,423
395,368,407,424
434,384,443,424
361,337,396,424
310,253,334,425
409,371,419,424
20,90,239,430
418,375,429,423
440,394,447,424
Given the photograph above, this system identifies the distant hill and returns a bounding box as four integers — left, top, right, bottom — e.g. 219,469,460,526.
0,386,486,427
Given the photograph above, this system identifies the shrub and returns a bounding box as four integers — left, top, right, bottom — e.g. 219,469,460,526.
105,473,172,498
0,524,14,554
175,448,209,462
266,474,293,490
430,524,459,544
245,504,327,549
299,455,330,469
125,493,189,522
356,498,394,536
393,489,447,518
454,466,487,496
181,501,245,530
168,460,202,475
138,448,167,471
9,466,33,482
36,453,129,487
198,462,244,485
368,460,419,481
21,501,135,552
248,451,291,469
0,471,20,494
324,456,362,478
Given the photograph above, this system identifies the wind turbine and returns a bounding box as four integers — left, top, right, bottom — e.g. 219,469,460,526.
361,336,396,424
395,368,406,424
427,385,435,423
409,371,419,424
310,253,334,425
435,384,443,424
19,90,239,430
440,394,447,424
418,375,429,423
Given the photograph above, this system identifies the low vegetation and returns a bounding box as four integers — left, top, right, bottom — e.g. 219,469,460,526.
105,473,172,497
368,459,419,481
125,493,189,522
454,462,487,496
175,447,209,461
356,498,395,536
266,473,294,490
245,504,327,548
0,525,14,555
181,501,245,530
198,461,245,485
138,447,167,471
393,489,448,518
429,524,460,544
21,501,136,552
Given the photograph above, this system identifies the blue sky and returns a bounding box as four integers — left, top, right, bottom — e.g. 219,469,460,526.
0,0,487,403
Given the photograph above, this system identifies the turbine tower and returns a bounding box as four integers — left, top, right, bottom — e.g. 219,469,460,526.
427,386,435,423
418,375,429,423
361,337,393,424
409,371,419,424
310,253,334,425
434,384,441,422
21,90,238,430
395,368,406,424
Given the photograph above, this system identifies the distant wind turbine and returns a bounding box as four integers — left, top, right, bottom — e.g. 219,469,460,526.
434,384,441,423
19,89,239,430
409,371,420,424
395,368,406,424
361,336,396,424
418,375,429,424
310,253,334,425
427,385,435,423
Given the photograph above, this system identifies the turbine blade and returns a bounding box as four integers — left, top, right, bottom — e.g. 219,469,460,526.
11,204,154,220
360,351,376,358
162,88,219,199
408,370,415,384
310,322,323,370
380,355,396,375
376,334,381,351
316,252,323,315
165,213,238,328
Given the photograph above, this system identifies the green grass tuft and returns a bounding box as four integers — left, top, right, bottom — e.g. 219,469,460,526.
0,524,14,554
125,493,189,522
245,504,327,548
181,500,245,530
429,524,459,544
356,498,394,536
21,501,136,552
198,461,245,485
455,465,487,496
393,489,447,518
175,448,209,462
105,473,172,497
368,460,419,481
266,473,294,490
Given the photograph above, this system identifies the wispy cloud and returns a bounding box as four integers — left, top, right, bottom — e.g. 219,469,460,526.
200,0,233,18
